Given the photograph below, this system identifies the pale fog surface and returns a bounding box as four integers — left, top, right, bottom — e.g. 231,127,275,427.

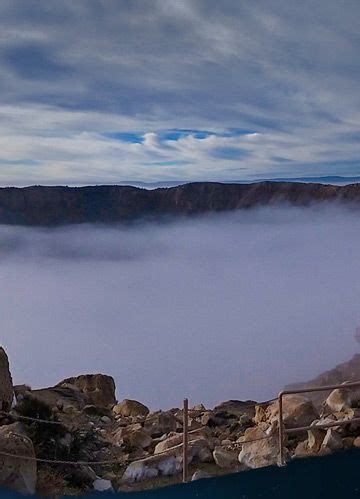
1,206,359,410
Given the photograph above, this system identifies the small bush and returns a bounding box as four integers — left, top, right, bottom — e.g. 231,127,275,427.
15,395,67,459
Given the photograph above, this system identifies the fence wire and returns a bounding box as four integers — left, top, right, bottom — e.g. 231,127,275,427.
0,399,277,468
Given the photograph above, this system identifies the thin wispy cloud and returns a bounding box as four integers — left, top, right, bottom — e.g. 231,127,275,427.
0,0,359,184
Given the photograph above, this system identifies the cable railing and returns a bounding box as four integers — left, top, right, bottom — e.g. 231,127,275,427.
277,381,360,466
1,384,360,486
0,397,276,483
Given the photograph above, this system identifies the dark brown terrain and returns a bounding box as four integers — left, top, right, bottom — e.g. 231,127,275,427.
285,354,360,406
0,181,359,226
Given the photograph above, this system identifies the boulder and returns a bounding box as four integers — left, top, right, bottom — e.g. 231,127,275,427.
238,426,279,469
0,431,37,494
144,411,177,437
213,446,239,468
255,395,318,429
154,433,211,460
93,478,114,492
154,429,206,454
113,399,149,418
321,428,343,451
113,423,152,449
307,424,326,452
57,374,116,408
122,437,212,483
122,452,182,483
201,411,225,427
325,388,352,413
188,438,213,463
0,348,13,412
191,404,206,412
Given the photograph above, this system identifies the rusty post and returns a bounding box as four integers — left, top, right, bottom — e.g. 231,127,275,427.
278,391,285,466
182,398,189,483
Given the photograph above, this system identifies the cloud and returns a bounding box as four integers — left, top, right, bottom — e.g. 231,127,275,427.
0,0,359,184
1,205,360,408
3,43,72,80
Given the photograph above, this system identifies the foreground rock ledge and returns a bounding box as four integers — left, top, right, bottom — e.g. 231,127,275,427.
2,346,360,495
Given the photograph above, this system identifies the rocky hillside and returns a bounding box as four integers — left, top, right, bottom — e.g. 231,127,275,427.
286,354,360,406
0,181,360,225
2,348,360,496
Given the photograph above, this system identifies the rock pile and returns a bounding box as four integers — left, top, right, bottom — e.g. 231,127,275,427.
2,347,360,495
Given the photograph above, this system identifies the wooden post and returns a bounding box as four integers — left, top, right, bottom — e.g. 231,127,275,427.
182,398,189,483
278,392,285,466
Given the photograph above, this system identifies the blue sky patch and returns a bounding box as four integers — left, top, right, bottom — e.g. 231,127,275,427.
105,132,143,143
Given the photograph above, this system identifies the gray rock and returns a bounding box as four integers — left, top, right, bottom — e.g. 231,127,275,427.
213,446,239,468
0,431,37,494
93,478,114,492
122,453,182,483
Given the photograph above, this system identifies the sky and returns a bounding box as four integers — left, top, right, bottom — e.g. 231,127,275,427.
0,0,360,185
2,206,360,408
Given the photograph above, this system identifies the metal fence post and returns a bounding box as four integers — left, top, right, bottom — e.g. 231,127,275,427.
278,391,285,466
182,398,189,483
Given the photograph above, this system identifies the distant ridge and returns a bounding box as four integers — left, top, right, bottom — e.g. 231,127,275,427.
285,353,360,407
109,176,360,189
0,181,360,226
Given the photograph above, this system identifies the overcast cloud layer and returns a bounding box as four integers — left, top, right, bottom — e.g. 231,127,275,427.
0,0,359,185
1,206,359,409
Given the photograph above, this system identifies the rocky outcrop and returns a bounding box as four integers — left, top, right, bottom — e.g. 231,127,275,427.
0,429,37,494
28,385,87,412
57,374,116,408
3,345,360,494
113,399,149,418
0,181,360,226
285,354,360,406
0,347,13,412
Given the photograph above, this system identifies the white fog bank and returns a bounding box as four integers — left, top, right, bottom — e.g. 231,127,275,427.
1,205,359,409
